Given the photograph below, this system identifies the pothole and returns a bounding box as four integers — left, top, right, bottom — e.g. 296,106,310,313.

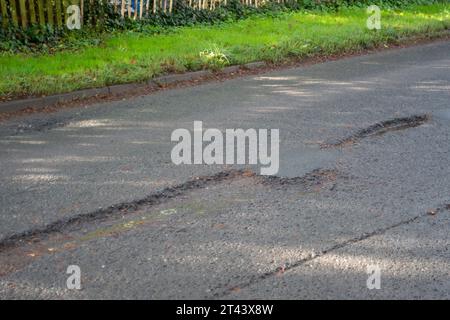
0,169,248,251
0,167,342,279
321,114,430,148
0,167,340,253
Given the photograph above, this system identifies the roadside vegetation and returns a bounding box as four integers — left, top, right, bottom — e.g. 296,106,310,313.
0,1,449,99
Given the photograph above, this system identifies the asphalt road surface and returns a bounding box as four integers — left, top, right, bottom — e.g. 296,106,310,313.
0,41,449,299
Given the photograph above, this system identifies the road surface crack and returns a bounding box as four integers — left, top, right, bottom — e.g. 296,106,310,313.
213,202,449,298
321,114,429,148
0,169,249,252
0,168,338,253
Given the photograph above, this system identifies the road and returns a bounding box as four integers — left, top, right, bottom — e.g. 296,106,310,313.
0,41,449,299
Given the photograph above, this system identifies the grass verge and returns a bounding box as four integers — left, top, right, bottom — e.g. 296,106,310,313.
0,3,449,100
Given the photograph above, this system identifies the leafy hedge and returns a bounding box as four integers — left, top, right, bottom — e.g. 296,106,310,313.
0,0,443,53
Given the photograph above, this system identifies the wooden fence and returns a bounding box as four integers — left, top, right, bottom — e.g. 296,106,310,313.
0,0,284,28
1,0,81,28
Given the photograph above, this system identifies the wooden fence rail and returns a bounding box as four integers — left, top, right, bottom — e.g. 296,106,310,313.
0,0,285,28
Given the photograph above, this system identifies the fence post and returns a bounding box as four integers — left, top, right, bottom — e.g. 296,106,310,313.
62,0,69,23
55,0,63,27
46,0,54,26
80,0,83,26
18,0,28,28
29,0,37,24
0,0,8,27
36,0,45,25
9,0,19,26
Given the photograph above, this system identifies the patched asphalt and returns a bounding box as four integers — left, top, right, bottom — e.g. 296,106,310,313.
0,41,449,299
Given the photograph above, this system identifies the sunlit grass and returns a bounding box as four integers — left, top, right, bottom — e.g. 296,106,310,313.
0,3,448,98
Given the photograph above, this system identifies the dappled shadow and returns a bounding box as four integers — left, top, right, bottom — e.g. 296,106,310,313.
0,49,448,237
1,161,449,298
0,41,449,298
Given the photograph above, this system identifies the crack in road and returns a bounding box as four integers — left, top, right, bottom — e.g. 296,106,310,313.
0,169,247,251
0,168,337,253
321,114,430,148
212,202,450,299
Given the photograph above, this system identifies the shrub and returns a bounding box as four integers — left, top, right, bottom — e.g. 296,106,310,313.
0,0,444,53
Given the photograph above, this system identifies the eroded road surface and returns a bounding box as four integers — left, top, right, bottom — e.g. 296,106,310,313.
0,41,449,299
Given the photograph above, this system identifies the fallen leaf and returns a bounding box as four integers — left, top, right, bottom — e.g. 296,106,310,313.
212,223,226,229
242,170,254,177
275,265,286,276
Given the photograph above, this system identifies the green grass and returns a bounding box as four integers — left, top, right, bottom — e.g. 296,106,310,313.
0,3,449,99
